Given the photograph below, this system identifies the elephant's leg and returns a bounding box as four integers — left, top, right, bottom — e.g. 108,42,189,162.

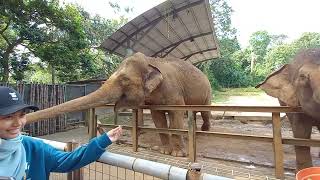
168,110,186,157
200,111,211,131
289,114,313,171
151,110,171,155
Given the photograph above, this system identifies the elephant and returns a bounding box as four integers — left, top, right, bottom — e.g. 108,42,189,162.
256,48,320,171
26,52,212,157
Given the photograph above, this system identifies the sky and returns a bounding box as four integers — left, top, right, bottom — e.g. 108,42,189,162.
62,0,320,47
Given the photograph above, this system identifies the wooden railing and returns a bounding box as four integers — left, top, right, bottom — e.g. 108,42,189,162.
87,105,319,179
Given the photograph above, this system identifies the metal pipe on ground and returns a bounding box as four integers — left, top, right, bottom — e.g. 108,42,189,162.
34,137,234,180
99,152,187,180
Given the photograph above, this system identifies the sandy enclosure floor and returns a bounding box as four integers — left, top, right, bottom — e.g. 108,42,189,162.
39,117,320,180
39,94,320,179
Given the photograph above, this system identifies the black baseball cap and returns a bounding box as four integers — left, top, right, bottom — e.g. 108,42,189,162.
0,86,39,116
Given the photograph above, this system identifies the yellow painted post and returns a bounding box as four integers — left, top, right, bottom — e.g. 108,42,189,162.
188,111,196,162
272,112,284,179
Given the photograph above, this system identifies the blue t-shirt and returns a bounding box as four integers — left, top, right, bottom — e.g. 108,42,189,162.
22,133,112,180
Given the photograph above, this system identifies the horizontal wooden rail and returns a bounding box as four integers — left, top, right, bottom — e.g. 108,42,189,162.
99,124,320,147
92,105,312,179
99,124,188,135
283,138,320,147
196,131,273,142
96,104,303,113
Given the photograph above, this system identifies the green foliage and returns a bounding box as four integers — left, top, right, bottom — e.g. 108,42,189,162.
203,0,245,88
209,58,252,87
0,0,126,83
210,0,237,39
24,63,53,83
292,32,320,49
261,32,320,77
249,31,271,58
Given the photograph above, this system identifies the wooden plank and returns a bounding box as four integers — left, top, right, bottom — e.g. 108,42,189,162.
113,111,118,125
141,127,188,135
282,138,320,147
272,112,284,179
88,108,97,139
93,123,320,147
95,104,302,113
188,111,196,162
132,109,138,152
100,124,188,135
66,142,73,180
137,108,144,126
197,131,274,142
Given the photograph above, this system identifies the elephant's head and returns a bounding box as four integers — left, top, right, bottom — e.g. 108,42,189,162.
26,52,163,123
256,49,320,119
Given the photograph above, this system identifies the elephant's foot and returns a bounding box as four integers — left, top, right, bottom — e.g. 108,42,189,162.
159,145,172,155
201,122,210,131
171,147,186,157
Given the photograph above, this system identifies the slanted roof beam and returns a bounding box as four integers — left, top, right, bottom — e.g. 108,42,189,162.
168,1,203,58
183,47,217,60
118,29,157,55
152,31,212,57
129,22,157,48
111,0,205,52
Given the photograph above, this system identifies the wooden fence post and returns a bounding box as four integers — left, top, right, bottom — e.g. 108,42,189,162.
88,108,97,139
188,111,196,162
272,112,284,179
66,142,83,180
187,163,201,180
114,111,118,125
137,108,144,126
132,109,139,152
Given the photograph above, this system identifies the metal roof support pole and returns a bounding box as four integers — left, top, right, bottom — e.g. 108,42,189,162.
125,40,133,57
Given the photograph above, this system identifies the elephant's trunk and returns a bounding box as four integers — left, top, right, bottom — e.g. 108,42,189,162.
26,80,122,124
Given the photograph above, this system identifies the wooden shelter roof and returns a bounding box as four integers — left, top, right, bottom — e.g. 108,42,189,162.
100,0,220,64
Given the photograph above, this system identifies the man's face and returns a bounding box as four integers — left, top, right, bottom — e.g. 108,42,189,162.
0,110,26,139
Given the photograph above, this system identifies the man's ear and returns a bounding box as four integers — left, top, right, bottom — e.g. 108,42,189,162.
256,64,299,106
144,64,163,95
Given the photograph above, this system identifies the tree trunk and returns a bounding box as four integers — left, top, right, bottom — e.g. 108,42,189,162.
51,64,56,84
1,50,10,82
0,38,23,82
250,52,256,74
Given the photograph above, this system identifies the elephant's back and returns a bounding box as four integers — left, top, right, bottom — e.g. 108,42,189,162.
155,58,212,105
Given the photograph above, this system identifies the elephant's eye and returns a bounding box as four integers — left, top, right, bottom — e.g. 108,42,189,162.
120,75,131,86
299,73,309,81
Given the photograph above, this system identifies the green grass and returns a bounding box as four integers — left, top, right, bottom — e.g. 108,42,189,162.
212,87,264,103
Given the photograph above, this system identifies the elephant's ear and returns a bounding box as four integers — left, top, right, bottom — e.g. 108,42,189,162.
256,64,299,107
144,64,163,95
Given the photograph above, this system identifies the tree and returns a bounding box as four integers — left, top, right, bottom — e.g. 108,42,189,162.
0,0,127,83
292,32,320,49
263,32,320,76
0,0,71,82
198,0,241,88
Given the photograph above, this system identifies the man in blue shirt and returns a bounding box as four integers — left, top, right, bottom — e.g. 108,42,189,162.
0,86,123,180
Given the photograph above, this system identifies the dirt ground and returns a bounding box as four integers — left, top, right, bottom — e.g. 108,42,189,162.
39,94,320,179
